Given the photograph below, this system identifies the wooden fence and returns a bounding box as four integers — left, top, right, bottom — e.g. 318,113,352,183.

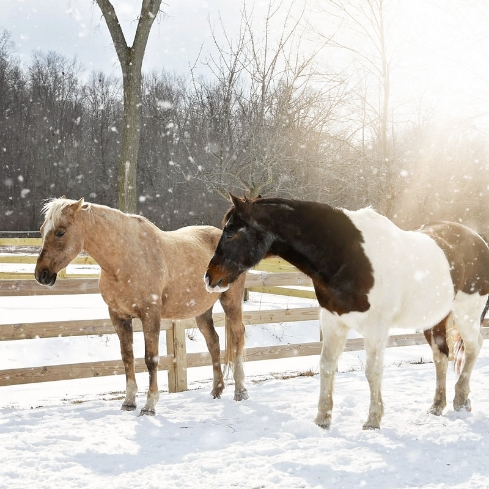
1,238,488,393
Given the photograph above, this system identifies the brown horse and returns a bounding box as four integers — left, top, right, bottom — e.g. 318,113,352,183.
35,197,247,415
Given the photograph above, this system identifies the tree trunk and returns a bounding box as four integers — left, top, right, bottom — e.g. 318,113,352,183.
95,0,162,214
119,55,142,214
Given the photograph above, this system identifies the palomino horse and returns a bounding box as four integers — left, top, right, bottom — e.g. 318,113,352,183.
35,197,248,416
205,195,489,429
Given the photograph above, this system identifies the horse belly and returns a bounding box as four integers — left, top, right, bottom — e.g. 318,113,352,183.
378,243,453,330
160,289,219,320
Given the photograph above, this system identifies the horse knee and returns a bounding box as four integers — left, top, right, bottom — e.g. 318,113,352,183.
145,354,159,372
365,358,383,384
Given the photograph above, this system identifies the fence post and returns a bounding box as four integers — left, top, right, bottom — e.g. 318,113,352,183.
166,319,188,393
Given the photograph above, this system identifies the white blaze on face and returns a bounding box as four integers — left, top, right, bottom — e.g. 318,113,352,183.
41,220,53,247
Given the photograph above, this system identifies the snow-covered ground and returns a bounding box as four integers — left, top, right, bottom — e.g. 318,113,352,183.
1,290,489,488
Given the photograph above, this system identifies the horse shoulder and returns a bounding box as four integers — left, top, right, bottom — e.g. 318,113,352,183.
302,207,376,315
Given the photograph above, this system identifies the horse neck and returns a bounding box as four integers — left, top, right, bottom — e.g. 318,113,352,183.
270,238,324,280
263,202,349,279
79,205,129,273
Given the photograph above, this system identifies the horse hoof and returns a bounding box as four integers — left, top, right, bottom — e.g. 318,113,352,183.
234,391,249,401
121,403,137,411
362,423,380,431
211,389,222,399
427,404,444,416
139,408,156,416
314,416,331,430
454,398,471,412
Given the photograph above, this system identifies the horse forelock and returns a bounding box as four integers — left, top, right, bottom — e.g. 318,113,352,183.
222,207,235,227
42,198,91,227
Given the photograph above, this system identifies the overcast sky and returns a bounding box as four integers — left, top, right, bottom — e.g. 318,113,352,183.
0,0,245,77
1,0,489,127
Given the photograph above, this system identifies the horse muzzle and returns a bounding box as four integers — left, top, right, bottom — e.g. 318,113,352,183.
35,268,58,287
203,272,230,293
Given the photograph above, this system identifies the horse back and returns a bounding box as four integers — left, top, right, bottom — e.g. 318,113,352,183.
162,225,222,271
98,224,226,320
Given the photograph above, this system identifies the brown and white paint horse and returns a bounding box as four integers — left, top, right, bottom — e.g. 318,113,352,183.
35,197,248,416
205,195,489,429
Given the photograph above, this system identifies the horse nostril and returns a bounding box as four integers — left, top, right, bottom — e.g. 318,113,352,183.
40,270,48,284
216,278,223,288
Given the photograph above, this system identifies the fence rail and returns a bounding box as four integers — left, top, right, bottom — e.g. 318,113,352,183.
1,238,487,392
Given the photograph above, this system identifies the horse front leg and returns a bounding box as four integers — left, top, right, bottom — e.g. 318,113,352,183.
363,331,388,430
221,285,248,401
315,310,348,429
423,315,450,415
140,311,161,416
195,309,225,399
109,308,138,411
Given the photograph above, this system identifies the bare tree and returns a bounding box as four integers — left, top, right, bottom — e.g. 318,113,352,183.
95,0,162,213
312,0,396,215
185,0,347,200
82,71,122,201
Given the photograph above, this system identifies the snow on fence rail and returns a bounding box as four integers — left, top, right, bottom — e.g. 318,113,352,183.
1,238,488,392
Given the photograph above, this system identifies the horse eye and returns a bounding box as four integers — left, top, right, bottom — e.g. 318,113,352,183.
55,230,65,238
223,231,235,240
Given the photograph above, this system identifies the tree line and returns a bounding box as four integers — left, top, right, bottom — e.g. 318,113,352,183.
1,12,488,235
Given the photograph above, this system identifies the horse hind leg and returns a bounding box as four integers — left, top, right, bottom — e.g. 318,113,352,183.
221,278,248,401
451,292,487,412
423,314,451,416
225,319,249,401
110,309,138,411
195,308,225,399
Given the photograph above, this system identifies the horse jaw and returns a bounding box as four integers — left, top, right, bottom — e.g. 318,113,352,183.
203,275,230,293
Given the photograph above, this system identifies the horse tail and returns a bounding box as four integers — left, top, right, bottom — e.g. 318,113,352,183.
224,316,237,367
452,331,465,377
446,314,464,377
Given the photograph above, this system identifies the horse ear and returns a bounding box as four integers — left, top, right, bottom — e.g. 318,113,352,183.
229,194,252,216
71,198,85,215
229,193,241,208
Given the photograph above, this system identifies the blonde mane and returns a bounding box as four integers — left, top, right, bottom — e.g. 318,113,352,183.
42,198,92,227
